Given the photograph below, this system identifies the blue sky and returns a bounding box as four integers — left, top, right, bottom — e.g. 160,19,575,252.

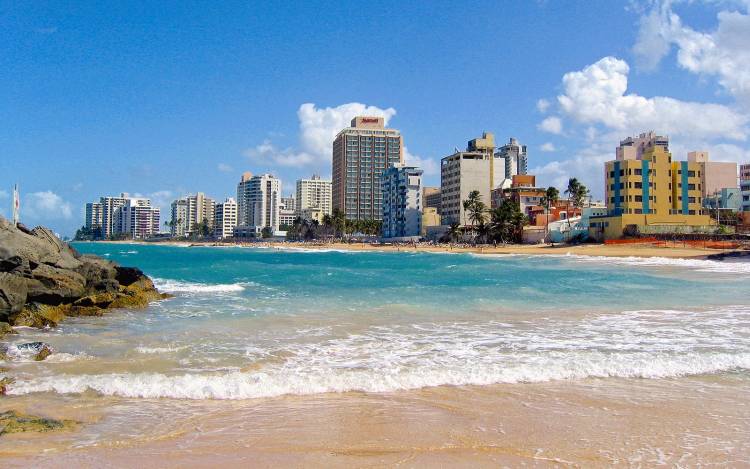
2,0,749,236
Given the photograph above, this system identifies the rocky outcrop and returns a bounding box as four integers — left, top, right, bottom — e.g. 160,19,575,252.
0,215,170,328
0,410,78,435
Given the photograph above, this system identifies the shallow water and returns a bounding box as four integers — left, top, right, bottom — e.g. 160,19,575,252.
1,243,749,466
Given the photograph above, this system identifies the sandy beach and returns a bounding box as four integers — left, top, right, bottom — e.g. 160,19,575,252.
97,239,748,260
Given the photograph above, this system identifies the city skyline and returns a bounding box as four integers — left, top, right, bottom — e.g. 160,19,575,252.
3,1,750,236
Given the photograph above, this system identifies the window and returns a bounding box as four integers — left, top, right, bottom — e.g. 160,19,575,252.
688,171,696,177
634,168,642,175
688,184,696,190
634,182,642,189
635,195,642,202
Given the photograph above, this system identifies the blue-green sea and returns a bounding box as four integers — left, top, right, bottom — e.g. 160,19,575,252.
4,243,749,399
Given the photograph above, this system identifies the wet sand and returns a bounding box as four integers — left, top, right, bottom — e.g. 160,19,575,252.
2,376,748,468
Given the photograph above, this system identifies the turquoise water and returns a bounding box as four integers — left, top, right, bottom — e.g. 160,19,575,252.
4,243,750,399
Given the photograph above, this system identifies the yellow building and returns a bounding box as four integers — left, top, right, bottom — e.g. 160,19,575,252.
590,141,714,239
421,207,441,236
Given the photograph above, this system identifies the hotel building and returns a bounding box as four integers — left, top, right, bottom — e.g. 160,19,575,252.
236,172,281,235
213,197,238,239
590,132,713,239
381,164,423,239
295,175,332,216
440,132,504,225
332,116,403,220
170,193,215,237
170,199,189,237
100,195,128,238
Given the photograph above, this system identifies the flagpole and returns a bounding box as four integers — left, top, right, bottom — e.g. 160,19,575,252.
13,183,20,226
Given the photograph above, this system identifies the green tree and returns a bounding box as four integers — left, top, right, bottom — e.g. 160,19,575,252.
489,201,527,244
541,186,559,241
261,226,273,238
564,178,589,242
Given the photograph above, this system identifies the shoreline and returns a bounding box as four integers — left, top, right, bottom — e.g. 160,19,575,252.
86,239,749,260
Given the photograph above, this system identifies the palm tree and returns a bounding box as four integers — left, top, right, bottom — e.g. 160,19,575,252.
446,222,462,243
541,186,559,242
564,178,589,242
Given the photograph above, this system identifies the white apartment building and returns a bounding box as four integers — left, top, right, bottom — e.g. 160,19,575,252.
280,195,297,227
295,175,332,216
100,194,128,238
440,133,504,225
170,199,189,237
236,172,281,235
120,197,160,240
214,197,238,239
381,164,423,239
85,202,103,234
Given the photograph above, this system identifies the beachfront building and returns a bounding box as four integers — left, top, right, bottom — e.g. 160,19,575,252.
687,151,738,199
497,137,528,180
236,172,281,236
100,195,128,238
120,197,160,240
421,207,441,236
85,202,103,234
332,116,403,221
170,199,189,237
440,132,504,225
295,175,332,216
491,175,546,221
301,207,325,224
213,197,238,239
589,132,714,240
381,164,423,239
280,195,297,228
742,164,750,212
423,187,441,215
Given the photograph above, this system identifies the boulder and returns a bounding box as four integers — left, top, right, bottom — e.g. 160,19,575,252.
11,303,69,328
25,264,86,305
0,322,14,339
34,344,52,361
0,272,28,321
0,410,78,435
114,266,145,286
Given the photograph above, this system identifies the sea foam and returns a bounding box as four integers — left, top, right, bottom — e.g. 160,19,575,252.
152,278,249,293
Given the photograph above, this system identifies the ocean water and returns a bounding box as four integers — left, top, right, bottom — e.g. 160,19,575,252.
4,243,748,400
2,243,750,465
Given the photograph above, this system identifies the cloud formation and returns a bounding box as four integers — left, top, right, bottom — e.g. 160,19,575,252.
538,116,563,135
557,56,748,140
633,1,750,107
540,142,556,152
244,102,440,175
23,191,73,222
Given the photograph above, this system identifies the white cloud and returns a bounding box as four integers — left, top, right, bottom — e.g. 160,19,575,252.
557,56,748,140
23,191,73,221
540,142,557,152
536,98,551,113
244,102,400,170
217,163,234,173
633,2,750,107
404,148,439,176
0,190,8,199
538,116,563,134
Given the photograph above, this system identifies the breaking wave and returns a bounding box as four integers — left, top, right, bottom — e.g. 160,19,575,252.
152,279,249,293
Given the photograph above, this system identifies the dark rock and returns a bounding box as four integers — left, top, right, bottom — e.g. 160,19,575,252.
11,303,69,328
26,264,86,305
114,266,144,286
0,272,28,321
34,345,52,361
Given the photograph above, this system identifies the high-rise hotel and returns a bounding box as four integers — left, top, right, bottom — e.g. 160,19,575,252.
332,116,403,220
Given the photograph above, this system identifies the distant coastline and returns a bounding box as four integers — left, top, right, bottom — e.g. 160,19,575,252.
81,239,747,260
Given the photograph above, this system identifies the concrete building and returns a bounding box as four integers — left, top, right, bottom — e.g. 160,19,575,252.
100,195,128,238
687,151,738,200
741,164,750,212
301,207,325,224
497,137,528,180
85,202,103,234
280,195,297,227
296,175,332,216
421,207,441,236
491,175,546,221
170,199,189,237
120,197,160,240
332,116,403,220
440,132,504,225
589,133,713,239
423,187,441,214
236,172,281,235
616,131,669,161
704,188,742,212
213,197,238,239
381,164,423,239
